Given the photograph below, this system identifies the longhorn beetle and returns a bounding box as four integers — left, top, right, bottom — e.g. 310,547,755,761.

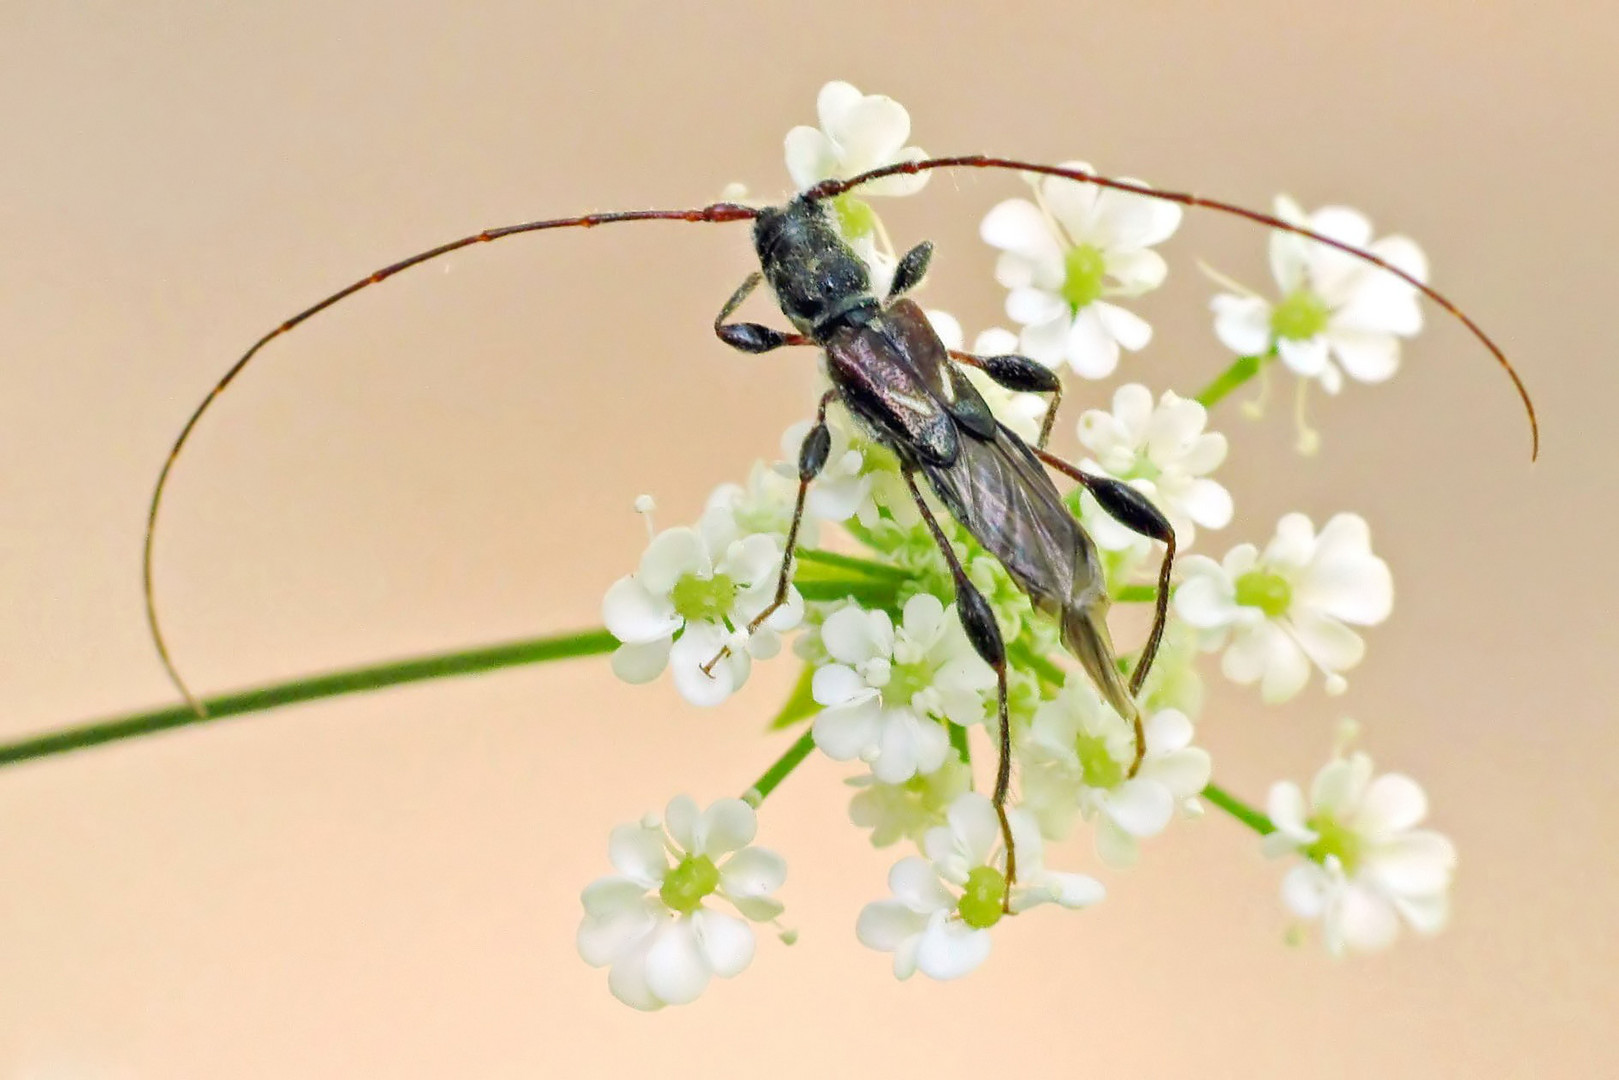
143,154,1538,895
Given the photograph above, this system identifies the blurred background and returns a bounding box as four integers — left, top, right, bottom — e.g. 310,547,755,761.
0,2,1613,1076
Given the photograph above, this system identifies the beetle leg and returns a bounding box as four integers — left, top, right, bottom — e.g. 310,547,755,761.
700,390,836,678
714,272,810,354
886,241,934,302
1037,448,1178,774
948,350,1063,449
901,471,1018,910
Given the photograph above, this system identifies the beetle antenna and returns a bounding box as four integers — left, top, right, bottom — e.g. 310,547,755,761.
812,156,1538,462
143,202,758,713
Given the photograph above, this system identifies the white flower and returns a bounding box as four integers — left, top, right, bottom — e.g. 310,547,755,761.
1022,675,1212,867
775,414,869,524
846,755,973,847
577,796,787,1010
603,510,803,706
1210,196,1428,394
784,80,928,196
1175,513,1393,703
1264,750,1456,955
705,458,810,548
926,310,1051,444
1075,383,1233,555
811,594,994,783
980,162,1182,379
856,792,1104,980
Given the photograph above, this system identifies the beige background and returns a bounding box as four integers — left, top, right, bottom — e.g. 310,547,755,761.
1,2,1613,1077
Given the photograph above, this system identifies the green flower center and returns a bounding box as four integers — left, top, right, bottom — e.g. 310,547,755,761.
957,865,1008,929
1270,288,1331,341
884,658,934,709
1075,730,1126,790
833,195,878,240
1060,243,1108,311
670,572,737,624
1303,814,1362,874
1234,569,1293,619
659,853,721,915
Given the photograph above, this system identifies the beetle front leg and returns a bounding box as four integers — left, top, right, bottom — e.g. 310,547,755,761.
700,390,835,677
902,470,1018,910
713,271,810,354
948,349,1063,449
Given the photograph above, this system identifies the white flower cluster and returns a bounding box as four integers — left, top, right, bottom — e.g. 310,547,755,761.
582,80,1461,1009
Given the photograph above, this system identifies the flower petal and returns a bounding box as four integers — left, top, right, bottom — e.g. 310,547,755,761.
609,822,668,885
644,919,713,1005
602,577,681,644
638,527,708,595
915,911,993,981
692,908,755,978
610,639,671,684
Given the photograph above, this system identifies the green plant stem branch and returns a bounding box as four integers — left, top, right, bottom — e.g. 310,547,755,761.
1195,352,1271,409
0,628,618,768
796,547,911,580
745,729,817,805
1202,781,1275,835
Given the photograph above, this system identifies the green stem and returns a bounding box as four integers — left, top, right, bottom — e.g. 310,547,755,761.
796,547,910,580
1195,352,1271,409
1115,584,1159,604
0,628,617,768
948,720,971,765
744,729,817,805
1202,781,1274,835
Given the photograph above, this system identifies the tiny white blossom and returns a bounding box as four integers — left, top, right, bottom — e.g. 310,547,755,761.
1022,675,1212,867
1175,513,1393,703
812,594,994,783
705,458,810,548
846,755,973,847
577,796,787,1010
776,415,870,524
1076,383,1233,555
1210,196,1428,394
856,793,1104,980
980,163,1182,379
784,80,928,196
1264,750,1456,955
603,509,803,706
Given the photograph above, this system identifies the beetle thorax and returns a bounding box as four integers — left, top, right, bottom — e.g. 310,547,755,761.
752,198,879,339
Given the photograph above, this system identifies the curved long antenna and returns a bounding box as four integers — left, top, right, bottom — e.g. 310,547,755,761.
144,202,758,714
811,156,1538,462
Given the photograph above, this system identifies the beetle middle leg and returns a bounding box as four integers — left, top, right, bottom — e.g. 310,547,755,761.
700,389,836,677
948,349,1064,449
901,470,1019,907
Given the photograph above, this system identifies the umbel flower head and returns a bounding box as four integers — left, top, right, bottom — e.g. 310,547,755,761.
1175,512,1393,703
1021,675,1212,867
603,507,803,707
1075,383,1233,556
1264,742,1456,955
856,793,1104,980
583,78,1479,1010
577,796,787,1011
811,594,995,784
1209,196,1428,394
980,162,1183,379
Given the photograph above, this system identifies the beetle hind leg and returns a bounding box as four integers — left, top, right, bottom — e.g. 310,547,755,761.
901,471,1019,910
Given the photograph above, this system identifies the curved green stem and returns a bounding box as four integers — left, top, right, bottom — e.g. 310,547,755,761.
0,629,617,768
